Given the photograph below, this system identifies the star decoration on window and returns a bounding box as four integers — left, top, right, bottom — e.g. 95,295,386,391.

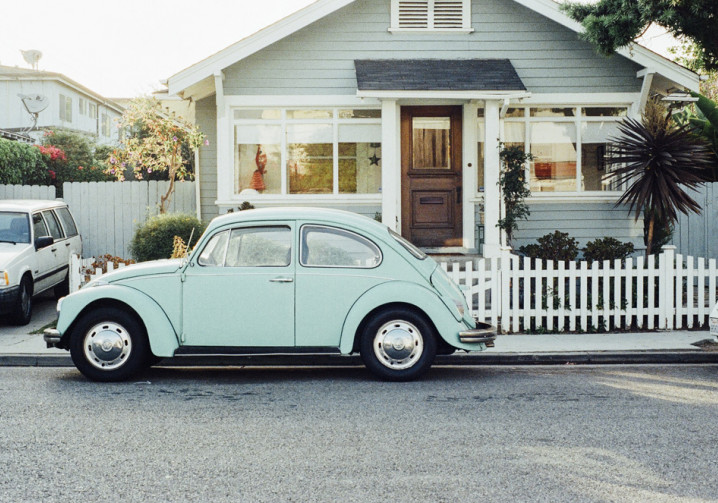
369,153,381,166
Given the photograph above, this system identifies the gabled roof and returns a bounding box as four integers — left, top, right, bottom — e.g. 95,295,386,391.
167,0,699,97
0,65,124,114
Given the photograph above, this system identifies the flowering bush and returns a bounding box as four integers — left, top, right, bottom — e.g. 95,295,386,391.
0,138,49,185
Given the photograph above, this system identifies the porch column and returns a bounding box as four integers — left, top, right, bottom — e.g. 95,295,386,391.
214,71,232,206
483,100,501,258
462,101,478,251
381,99,401,232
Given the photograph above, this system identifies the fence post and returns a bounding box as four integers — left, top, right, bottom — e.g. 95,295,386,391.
661,245,676,330
69,254,81,292
499,246,512,333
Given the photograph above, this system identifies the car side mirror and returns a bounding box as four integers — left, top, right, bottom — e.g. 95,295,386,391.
35,235,54,250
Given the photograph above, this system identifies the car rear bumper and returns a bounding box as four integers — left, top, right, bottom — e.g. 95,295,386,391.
459,321,497,346
44,328,62,348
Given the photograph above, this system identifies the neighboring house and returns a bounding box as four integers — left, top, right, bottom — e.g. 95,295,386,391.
167,0,699,257
0,65,123,145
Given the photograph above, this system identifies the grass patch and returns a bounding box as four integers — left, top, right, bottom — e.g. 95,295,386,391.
31,319,58,335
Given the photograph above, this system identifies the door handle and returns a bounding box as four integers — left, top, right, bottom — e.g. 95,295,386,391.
65,242,71,247
51,248,57,252
270,277,293,283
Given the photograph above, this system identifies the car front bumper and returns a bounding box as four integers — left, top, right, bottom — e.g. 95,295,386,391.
459,321,496,346
44,328,62,348
0,285,20,315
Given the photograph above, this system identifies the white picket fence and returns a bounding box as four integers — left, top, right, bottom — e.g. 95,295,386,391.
444,245,717,333
69,245,718,333
69,255,130,292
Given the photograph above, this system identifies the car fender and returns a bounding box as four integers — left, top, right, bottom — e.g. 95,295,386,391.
57,284,179,357
339,280,466,354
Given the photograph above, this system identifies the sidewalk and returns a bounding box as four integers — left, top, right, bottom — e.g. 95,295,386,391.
1,294,717,366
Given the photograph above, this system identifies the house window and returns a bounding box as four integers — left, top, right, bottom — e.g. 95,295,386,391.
101,113,111,137
79,98,87,116
89,103,98,119
489,106,628,193
59,95,72,122
390,0,472,32
233,108,382,196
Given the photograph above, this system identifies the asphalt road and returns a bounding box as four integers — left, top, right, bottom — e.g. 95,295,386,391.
1,365,717,503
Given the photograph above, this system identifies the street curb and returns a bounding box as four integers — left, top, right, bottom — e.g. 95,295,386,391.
2,351,718,368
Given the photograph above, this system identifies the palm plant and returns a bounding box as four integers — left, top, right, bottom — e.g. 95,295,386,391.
607,116,714,256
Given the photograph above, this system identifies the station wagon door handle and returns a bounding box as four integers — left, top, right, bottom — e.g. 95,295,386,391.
269,277,294,283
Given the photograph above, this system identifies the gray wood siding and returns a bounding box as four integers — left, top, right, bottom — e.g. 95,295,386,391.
511,202,644,251
671,182,718,259
222,0,642,96
196,96,219,222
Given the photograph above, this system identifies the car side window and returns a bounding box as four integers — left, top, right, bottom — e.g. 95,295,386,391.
198,230,229,267
300,225,382,268
225,226,291,267
42,210,64,240
55,207,78,237
32,213,49,240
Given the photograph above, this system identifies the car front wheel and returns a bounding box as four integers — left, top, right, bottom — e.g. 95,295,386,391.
360,308,437,381
12,276,33,326
70,307,148,382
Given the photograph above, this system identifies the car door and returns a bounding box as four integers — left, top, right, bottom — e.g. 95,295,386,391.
53,206,82,258
41,210,68,287
294,224,385,348
181,223,295,348
31,212,56,293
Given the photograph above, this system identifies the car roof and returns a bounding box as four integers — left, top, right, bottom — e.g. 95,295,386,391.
0,200,68,213
208,207,387,234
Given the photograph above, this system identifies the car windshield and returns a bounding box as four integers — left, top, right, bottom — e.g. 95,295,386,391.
0,212,30,244
389,228,426,260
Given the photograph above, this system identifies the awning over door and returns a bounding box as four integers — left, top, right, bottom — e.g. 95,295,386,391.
354,59,526,95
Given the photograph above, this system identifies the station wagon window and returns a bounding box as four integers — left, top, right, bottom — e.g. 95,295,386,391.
226,226,291,267
32,213,49,239
42,211,64,240
198,230,229,267
301,225,382,268
55,207,78,237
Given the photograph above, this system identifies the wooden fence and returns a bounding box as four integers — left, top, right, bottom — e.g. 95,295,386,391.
672,182,718,259
62,181,196,259
0,184,56,199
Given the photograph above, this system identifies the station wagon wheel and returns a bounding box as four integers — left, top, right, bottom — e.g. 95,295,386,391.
70,307,148,382
360,308,437,381
12,276,33,326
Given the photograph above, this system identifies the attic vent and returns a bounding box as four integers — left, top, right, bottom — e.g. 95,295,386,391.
391,0,472,32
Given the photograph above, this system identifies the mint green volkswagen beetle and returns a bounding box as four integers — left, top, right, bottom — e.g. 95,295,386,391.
45,208,495,381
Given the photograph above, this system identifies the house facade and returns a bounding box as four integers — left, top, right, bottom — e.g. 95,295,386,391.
0,65,123,145
167,0,699,257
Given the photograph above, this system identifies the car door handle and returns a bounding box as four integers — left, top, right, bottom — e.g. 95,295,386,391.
51,248,57,252
65,242,71,247
269,277,293,283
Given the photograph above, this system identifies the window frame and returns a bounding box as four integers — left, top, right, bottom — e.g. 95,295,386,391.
495,105,630,195
299,224,383,269
232,107,382,198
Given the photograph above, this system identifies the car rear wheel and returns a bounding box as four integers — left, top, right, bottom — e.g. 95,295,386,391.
70,307,148,382
360,308,437,381
12,276,33,326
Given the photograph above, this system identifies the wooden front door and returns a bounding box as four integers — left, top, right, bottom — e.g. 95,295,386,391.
401,106,462,247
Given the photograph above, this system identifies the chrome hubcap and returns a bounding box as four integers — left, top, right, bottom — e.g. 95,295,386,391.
373,320,423,370
83,322,132,371
20,284,30,315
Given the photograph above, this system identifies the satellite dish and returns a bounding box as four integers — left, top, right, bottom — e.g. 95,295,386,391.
18,94,49,132
20,50,42,70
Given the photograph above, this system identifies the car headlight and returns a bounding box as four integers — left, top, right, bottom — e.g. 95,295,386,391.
0,271,8,287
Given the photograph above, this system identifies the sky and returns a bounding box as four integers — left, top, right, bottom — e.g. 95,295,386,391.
0,0,679,99
0,0,316,98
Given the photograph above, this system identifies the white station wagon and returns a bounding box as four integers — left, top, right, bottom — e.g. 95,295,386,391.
0,200,82,324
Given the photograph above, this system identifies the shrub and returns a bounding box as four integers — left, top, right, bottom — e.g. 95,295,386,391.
129,213,206,262
583,237,635,264
518,230,579,262
0,138,50,185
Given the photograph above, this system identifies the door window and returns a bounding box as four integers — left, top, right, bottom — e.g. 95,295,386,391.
55,207,78,237
32,213,49,239
225,227,291,267
300,225,381,268
198,230,229,267
42,211,64,240
412,117,451,170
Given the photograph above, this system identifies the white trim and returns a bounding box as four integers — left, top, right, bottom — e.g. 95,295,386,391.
519,93,639,105
225,95,380,107
217,195,382,207
483,100,502,258
526,193,625,204
388,28,474,33
357,90,532,100
381,99,401,232
637,72,655,116
462,101,479,250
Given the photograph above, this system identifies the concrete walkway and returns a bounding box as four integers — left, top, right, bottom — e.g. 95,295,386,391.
1,292,717,366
